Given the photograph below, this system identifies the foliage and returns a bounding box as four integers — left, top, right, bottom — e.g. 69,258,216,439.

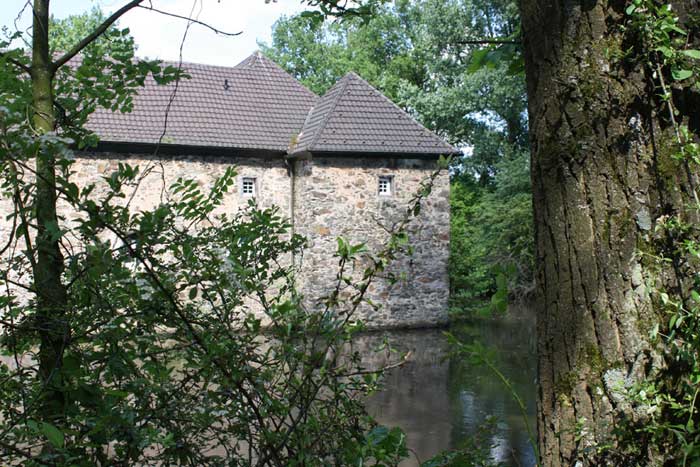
49,7,123,56
594,1,700,465
449,150,533,314
0,146,421,464
0,1,448,464
422,417,503,467
262,0,533,315
261,0,425,100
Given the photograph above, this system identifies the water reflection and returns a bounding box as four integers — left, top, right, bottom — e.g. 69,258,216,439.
362,312,537,467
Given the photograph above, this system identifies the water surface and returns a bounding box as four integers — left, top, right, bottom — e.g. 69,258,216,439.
361,313,537,466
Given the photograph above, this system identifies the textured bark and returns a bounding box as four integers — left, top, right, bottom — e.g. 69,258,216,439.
519,0,699,465
31,0,70,423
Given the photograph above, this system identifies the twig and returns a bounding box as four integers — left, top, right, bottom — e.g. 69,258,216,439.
339,351,412,376
136,5,242,36
125,0,200,208
481,356,539,464
0,52,31,74
0,440,39,462
456,39,520,45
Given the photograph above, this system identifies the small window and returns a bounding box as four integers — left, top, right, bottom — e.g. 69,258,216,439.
378,176,393,196
241,177,256,196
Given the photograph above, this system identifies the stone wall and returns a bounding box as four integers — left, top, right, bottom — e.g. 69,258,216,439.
0,153,293,322
293,157,450,329
70,152,292,216
0,152,450,329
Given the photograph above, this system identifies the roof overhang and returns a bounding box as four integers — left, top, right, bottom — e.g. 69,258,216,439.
286,150,459,161
84,141,287,159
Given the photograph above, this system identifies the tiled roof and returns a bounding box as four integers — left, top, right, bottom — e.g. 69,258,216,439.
86,54,457,156
290,72,458,156
86,53,318,151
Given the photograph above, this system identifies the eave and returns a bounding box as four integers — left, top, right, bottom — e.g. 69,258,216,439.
82,141,287,159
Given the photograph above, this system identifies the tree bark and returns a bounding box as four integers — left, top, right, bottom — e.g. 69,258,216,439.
519,1,699,465
32,0,70,425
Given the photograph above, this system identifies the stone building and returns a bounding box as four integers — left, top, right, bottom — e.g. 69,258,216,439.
64,53,457,328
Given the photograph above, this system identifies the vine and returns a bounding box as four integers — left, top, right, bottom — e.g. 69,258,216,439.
619,1,700,464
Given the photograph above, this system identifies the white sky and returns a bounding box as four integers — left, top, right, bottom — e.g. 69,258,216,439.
1,0,309,66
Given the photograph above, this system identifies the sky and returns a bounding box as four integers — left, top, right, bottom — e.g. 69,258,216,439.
0,0,308,66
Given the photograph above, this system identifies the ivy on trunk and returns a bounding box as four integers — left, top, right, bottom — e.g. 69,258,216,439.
519,0,699,464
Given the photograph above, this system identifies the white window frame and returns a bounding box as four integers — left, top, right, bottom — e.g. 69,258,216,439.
241,177,256,197
378,175,393,196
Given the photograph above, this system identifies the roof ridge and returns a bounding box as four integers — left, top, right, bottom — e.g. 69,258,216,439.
304,73,352,152
251,51,277,86
152,53,318,99
86,52,319,151
247,52,319,98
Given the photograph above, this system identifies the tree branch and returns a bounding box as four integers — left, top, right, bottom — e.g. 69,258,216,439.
136,5,242,37
456,39,520,45
52,0,145,72
0,440,39,463
0,52,31,74
339,351,412,376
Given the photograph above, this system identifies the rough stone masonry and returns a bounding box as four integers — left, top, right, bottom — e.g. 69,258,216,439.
0,53,457,329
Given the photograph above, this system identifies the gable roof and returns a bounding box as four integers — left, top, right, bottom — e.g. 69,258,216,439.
290,72,458,156
86,53,457,157
86,53,318,151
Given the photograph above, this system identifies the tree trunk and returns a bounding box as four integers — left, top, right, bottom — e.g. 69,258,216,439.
31,0,69,425
519,1,699,465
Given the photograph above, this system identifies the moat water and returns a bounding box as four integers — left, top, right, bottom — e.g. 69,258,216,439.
362,312,537,467
0,313,536,465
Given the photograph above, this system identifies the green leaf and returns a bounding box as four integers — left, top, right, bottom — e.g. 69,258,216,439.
655,46,674,58
682,49,700,60
40,422,64,448
367,425,389,446
467,48,490,73
671,69,693,81
188,287,198,300
14,222,26,240
691,290,700,303
669,25,687,35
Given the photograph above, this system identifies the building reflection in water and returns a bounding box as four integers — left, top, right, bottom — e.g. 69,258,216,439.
360,312,537,467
